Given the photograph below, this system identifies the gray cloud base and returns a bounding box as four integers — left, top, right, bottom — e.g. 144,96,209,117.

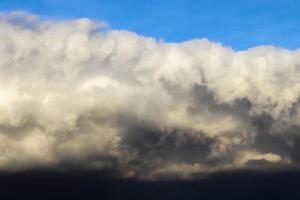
0,11,300,179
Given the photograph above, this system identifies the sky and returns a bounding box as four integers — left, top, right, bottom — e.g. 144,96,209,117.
2,1,300,199
0,0,300,50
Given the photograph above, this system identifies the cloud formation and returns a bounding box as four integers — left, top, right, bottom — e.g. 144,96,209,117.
0,11,300,179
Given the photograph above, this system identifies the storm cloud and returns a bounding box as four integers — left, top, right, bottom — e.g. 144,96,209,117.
0,11,300,179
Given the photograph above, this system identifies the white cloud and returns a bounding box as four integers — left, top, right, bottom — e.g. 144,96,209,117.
0,11,299,179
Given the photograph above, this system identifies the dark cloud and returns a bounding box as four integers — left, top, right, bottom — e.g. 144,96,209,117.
1,169,300,199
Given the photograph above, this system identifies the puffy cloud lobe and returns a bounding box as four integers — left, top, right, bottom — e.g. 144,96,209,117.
0,11,300,179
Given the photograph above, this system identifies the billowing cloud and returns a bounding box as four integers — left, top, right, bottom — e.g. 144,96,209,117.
0,11,300,179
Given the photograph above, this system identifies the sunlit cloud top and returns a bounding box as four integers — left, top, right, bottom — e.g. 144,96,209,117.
1,0,300,50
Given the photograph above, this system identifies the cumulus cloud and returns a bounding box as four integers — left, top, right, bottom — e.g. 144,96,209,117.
0,11,300,179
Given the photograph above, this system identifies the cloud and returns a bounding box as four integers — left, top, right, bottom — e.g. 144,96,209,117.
0,11,300,179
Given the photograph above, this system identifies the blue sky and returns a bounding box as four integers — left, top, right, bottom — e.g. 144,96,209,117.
0,0,299,50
